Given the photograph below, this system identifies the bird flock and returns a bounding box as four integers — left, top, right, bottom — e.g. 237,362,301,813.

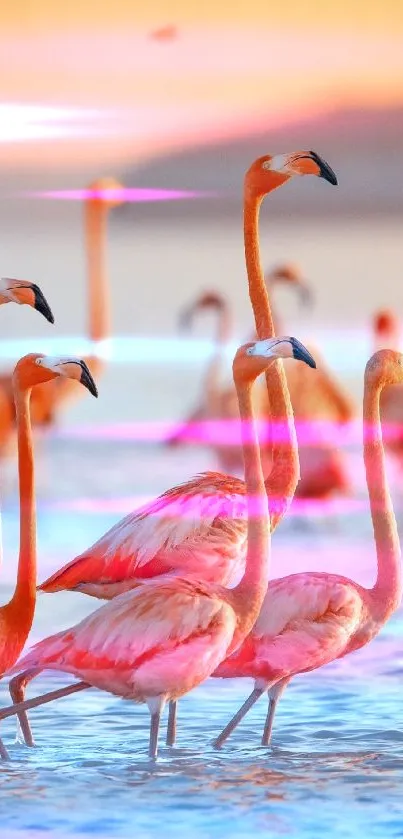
0,150,401,763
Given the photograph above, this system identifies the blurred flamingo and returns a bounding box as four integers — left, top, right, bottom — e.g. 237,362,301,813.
27,178,123,427
167,264,354,499
17,151,335,745
165,265,310,474
0,353,98,759
1,336,315,760
212,348,402,748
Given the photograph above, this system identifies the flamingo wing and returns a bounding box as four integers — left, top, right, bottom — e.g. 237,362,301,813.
38,472,248,594
215,573,365,680
11,578,237,699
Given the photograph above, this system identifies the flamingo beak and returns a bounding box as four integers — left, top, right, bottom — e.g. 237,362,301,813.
32,284,55,324
78,361,98,397
307,152,338,185
290,337,316,368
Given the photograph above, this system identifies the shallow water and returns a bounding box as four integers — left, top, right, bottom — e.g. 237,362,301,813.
0,435,403,839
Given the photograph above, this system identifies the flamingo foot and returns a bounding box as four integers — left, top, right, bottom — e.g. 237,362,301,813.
9,671,36,747
0,737,9,760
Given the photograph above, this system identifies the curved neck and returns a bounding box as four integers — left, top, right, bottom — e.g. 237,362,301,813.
203,303,232,406
364,377,401,619
244,188,299,525
10,386,36,613
85,201,109,343
230,376,270,644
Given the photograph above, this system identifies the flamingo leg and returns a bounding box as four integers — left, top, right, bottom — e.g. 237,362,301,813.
9,669,40,746
166,700,177,746
0,682,90,758
212,686,265,749
147,696,166,760
261,697,278,746
0,737,9,760
261,678,290,746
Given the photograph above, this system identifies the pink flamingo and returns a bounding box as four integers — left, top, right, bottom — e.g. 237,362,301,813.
0,353,98,760
211,348,402,748
9,150,336,745
0,336,316,760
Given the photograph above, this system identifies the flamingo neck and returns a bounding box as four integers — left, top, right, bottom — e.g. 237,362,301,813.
243,187,299,524
203,302,232,406
364,378,401,621
216,302,232,346
85,201,109,343
10,386,37,617
230,377,270,649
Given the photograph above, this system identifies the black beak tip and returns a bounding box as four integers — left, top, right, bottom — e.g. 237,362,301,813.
290,337,316,369
309,151,338,186
33,286,55,324
79,362,98,398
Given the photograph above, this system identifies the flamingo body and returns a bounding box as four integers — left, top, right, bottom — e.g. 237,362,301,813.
39,472,250,597
11,577,238,702
213,572,372,684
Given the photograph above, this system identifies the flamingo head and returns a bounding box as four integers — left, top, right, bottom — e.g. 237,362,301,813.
179,291,226,330
265,263,313,306
14,354,98,396
373,309,399,337
245,151,337,198
0,278,54,323
233,336,316,382
366,349,403,388
86,177,125,208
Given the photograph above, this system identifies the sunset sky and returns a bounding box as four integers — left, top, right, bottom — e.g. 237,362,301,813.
2,1,403,169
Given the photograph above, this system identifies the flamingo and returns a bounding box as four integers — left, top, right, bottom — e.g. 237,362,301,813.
167,268,354,499
372,310,403,461
13,150,336,745
27,178,123,427
211,348,402,748
0,278,54,451
0,335,316,760
165,264,310,474
165,289,272,475
0,353,98,760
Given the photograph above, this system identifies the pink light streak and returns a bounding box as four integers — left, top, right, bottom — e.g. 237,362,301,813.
54,418,403,447
24,187,218,202
45,493,371,518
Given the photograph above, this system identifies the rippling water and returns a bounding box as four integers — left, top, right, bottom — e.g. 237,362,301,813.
0,433,403,839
